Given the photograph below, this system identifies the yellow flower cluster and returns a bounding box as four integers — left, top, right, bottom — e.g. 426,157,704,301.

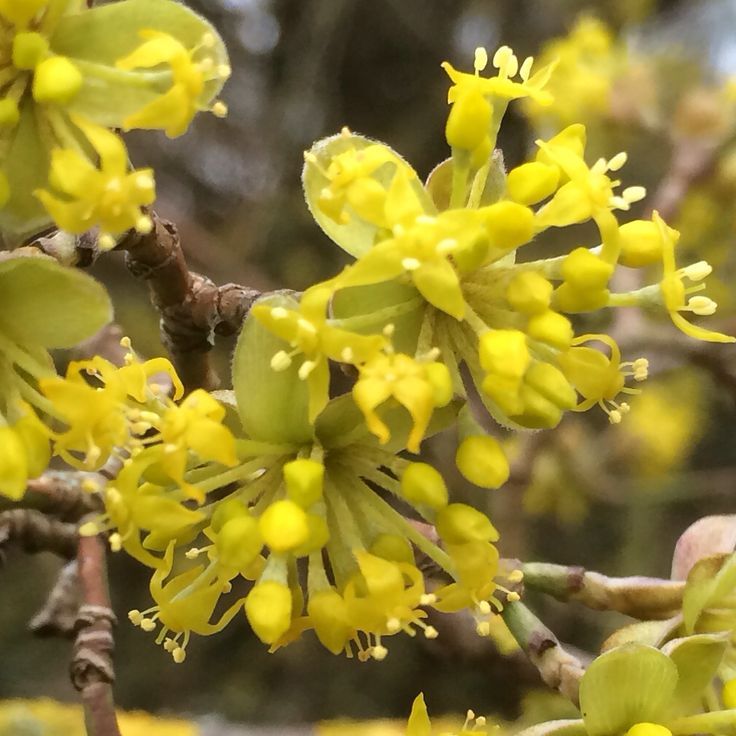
0,0,229,245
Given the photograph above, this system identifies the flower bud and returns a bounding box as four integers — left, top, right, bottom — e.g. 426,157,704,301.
283,458,324,507
245,581,292,644
436,503,499,544
479,329,529,378
216,516,262,572
32,56,82,104
527,310,573,349
507,161,559,205
456,435,509,489
506,271,553,315
259,500,310,553
401,462,448,510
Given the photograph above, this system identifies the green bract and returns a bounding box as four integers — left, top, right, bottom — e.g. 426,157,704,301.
518,642,734,736
0,253,112,347
232,293,313,445
302,131,435,258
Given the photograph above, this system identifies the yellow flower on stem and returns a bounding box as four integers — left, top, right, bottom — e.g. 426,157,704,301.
557,333,649,423
129,542,245,663
654,211,735,344
35,116,155,249
352,352,452,453
116,29,230,138
253,285,386,421
156,389,238,502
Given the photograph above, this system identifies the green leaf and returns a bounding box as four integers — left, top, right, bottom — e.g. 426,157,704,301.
662,633,727,715
0,255,112,347
682,553,736,633
331,280,424,355
579,645,678,736
0,100,52,245
302,132,435,258
601,618,681,652
51,0,229,128
231,294,312,445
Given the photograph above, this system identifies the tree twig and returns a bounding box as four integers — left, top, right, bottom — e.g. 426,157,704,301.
118,212,260,391
71,532,121,736
30,560,81,638
2,472,101,520
0,509,78,558
502,600,585,706
521,562,684,620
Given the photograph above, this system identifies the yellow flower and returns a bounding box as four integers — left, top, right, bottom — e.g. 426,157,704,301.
35,116,155,249
523,17,623,130
343,552,436,655
441,45,555,164
40,354,181,469
0,403,49,500
79,450,205,567
253,285,386,421
654,211,735,343
353,352,451,453
557,333,648,423
116,29,230,138
535,132,645,260
155,388,238,501
129,542,245,662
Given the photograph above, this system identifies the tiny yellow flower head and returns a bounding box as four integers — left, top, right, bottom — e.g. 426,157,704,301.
558,333,647,423
523,17,624,130
254,285,386,421
0,424,30,500
625,724,672,736
35,116,155,249
258,499,311,553
245,580,293,645
654,211,735,344
156,388,237,501
116,29,230,138
343,552,432,650
353,352,451,453
441,45,555,158
400,461,449,509
307,588,353,655
455,435,509,489
130,542,244,662
284,457,325,507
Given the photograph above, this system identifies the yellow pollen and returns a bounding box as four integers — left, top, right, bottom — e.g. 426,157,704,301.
474,47,488,73
298,360,317,380
371,644,388,661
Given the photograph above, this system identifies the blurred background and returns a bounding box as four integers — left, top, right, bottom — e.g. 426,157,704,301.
3,0,736,730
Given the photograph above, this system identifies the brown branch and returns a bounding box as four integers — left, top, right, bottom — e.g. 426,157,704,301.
0,509,78,558
71,532,120,736
30,560,81,638
117,212,260,391
8,472,101,521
